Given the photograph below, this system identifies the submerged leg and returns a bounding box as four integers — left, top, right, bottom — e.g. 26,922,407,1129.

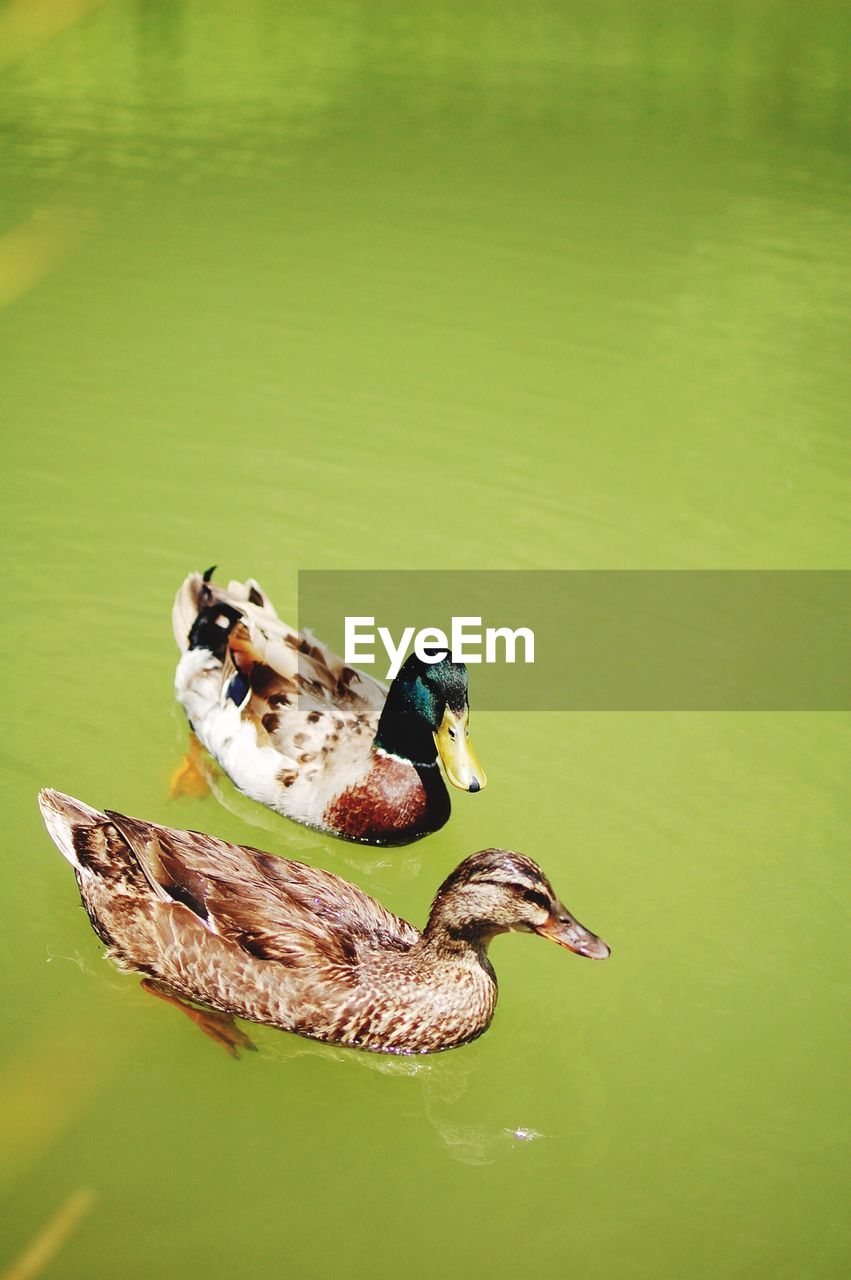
169,734,214,799
141,978,256,1058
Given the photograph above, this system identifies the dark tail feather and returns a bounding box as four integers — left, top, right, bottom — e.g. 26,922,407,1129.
38,789,105,868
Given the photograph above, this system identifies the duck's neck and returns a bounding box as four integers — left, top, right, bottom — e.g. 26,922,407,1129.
420,909,499,968
373,681,439,767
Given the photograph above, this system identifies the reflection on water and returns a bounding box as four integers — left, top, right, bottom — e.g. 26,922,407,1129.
0,204,91,309
0,0,109,72
1,1185,97,1280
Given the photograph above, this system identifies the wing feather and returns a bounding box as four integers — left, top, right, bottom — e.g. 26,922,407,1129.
105,815,419,971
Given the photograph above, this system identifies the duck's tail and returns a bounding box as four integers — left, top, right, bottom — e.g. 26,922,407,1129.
172,567,278,654
38,789,105,869
172,571,205,652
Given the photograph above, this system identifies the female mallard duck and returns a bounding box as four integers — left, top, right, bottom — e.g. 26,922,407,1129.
172,569,486,845
39,791,610,1056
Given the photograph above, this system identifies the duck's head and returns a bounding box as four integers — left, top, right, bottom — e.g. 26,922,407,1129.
373,652,486,793
424,848,610,958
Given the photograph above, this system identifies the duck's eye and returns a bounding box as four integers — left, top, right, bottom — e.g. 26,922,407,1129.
521,888,550,912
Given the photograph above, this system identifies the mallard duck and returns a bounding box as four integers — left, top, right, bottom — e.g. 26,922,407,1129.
39,791,610,1056
172,569,486,845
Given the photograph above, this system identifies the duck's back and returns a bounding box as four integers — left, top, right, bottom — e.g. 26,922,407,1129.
39,791,421,1037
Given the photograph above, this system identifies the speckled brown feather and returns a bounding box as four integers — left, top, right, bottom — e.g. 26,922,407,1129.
39,791,501,1054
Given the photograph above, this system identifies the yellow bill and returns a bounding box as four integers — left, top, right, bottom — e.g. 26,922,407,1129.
433,705,486,792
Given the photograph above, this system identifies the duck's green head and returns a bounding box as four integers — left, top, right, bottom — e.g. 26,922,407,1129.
373,652,487,792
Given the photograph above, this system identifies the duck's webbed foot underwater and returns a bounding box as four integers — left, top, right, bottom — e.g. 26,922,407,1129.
168,734,213,800
141,978,256,1059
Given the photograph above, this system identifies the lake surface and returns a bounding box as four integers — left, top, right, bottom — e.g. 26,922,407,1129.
0,2,848,1277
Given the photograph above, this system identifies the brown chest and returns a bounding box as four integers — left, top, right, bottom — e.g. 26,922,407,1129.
331,953,498,1053
323,751,446,844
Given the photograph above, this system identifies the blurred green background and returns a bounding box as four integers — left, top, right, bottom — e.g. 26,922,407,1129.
0,2,848,1277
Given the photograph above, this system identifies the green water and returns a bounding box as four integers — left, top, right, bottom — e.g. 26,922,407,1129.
1,2,848,1276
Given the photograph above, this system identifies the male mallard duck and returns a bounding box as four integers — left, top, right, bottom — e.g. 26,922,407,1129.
39,791,610,1056
172,570,486,845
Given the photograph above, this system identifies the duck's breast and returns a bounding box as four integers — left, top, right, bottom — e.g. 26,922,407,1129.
323,750,445,843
